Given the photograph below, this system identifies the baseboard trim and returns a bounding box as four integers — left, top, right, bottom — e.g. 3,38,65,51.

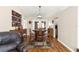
58,40,74,52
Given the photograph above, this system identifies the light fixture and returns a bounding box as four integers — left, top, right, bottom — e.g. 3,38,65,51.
37,6,42,19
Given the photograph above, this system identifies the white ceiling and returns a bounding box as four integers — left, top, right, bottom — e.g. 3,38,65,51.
18,6,68,18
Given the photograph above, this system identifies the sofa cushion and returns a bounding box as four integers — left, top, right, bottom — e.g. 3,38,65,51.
0,34,12,45
0,32,21,45
0,31,21,52
0,43,17,52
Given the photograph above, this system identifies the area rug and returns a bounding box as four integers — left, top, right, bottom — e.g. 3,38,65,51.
27,41,52,49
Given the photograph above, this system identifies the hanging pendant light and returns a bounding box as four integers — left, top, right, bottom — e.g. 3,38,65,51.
37,6,42,19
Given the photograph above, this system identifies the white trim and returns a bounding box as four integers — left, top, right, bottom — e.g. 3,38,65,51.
58,39,74,52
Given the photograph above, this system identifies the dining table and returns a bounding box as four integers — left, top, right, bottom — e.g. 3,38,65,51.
33,28,46,41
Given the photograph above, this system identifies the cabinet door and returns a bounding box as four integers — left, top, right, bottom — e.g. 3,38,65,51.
48,28,54,37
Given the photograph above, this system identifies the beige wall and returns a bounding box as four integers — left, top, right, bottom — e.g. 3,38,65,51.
56,7,77,51
0,7,11,32
0,6,26,32
77,7,79,49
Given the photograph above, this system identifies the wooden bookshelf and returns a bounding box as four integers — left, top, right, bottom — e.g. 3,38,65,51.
12,10,22,27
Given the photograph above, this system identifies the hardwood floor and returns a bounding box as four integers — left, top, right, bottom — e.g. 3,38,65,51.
26,36,71,52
